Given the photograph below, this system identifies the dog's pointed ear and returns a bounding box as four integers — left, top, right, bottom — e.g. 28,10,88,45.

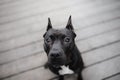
66,16,74,30
47,18,52,31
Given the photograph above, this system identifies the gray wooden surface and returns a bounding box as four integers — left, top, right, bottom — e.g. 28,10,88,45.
0,0,120,80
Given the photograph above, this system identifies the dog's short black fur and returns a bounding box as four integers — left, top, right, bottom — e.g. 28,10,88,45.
43,16,84,80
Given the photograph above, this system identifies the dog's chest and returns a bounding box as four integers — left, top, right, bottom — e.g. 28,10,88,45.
58,65,74,75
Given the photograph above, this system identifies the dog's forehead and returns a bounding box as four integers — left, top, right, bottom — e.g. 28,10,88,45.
47,29,72,37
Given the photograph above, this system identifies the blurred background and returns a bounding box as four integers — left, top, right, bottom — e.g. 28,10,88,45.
0,0,120,80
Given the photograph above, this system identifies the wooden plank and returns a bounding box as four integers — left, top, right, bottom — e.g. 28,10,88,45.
0,0,84,15
0,1,119,34
0,23,42,42
0,41,42,65
82,56,120,80
82,41,120,67
0,2,119,39
0,52,47,79
0,32,42,53
104,74,120,80
0,0,89,10
0,0,38,7
3,67,56,80
0,0,119,25
74,7,120,30
77,28,120,53
0,0,13,4
0,0,79,23
0,0,119,32
0,0,117,16
75,18,120,41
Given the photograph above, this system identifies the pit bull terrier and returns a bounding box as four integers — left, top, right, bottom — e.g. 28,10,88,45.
43,16,84,80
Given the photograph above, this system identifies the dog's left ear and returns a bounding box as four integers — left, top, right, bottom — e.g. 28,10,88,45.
47,18,52,31
66,16,76,38
66,16,74,30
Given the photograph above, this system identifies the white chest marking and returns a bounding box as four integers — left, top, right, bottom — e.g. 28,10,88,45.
58,65,74,75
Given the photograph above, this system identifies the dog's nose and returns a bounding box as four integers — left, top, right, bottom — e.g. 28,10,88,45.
50,53,60,58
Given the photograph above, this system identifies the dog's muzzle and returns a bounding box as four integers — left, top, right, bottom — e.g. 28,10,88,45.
48,49,66,66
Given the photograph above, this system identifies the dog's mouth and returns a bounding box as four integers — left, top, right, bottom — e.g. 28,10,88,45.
47,51,67,68
48,58,65,67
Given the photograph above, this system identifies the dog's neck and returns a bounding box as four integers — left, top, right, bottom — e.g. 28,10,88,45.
67,44,81,70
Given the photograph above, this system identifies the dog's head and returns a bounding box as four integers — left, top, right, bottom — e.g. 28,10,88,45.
43,16,76,67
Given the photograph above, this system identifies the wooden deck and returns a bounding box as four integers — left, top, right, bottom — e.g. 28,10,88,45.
0,0,120,80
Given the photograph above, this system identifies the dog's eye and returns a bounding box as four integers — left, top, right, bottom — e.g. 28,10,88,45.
64,37,70,42
45,37,52,43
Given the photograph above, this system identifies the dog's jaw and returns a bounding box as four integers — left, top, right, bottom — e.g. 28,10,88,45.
58,65,74,75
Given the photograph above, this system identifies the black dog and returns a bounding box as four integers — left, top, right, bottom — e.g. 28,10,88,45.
43,16,84,80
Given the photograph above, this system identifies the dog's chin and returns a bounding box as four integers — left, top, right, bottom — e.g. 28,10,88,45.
52,64,61,68
49,60,65,68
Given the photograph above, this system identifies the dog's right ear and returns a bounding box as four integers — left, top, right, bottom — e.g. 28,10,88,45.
43,18,52,37
46,18,52,31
